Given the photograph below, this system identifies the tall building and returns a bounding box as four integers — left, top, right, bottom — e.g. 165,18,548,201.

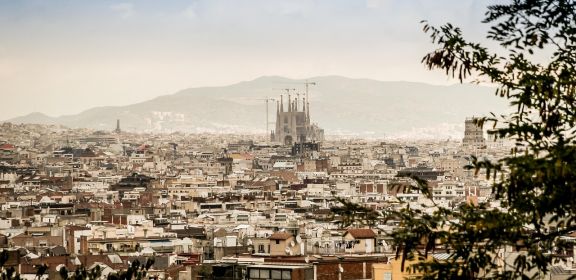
114,119,121,134
271,95,324,145
462,118,485,146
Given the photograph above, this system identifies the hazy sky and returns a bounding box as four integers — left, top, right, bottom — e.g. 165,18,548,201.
0,0,500,120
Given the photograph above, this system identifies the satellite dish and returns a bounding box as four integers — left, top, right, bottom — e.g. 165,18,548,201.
304,256,310,263
285,247,291,254
247,239,253,245
288,250,293,256
296,235,302,243
290,241,295,247
382,241,390,252
338,264,344,273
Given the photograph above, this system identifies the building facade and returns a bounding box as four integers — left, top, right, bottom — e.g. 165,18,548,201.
271,95,324,145
462,118,485,146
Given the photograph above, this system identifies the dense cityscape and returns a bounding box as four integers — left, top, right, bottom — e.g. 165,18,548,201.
2,0,575,279
2,105,562,280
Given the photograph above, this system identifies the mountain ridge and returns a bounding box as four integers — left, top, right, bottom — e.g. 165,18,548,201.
6,76,509,138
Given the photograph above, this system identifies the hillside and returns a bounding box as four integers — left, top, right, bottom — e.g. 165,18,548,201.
8,76,509,138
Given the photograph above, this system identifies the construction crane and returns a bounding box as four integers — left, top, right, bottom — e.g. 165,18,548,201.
255,97,277,134
273,88,301,112
272,88,297,106
277,81,317,117
273,88,297,95
277,81,316,100
261,88,298,138
302,80,316,101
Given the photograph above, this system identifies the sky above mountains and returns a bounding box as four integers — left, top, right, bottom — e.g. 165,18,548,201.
0,0,502,120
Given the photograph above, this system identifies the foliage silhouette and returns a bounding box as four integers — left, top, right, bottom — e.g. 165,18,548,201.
0,251,20,280
333,0,576,279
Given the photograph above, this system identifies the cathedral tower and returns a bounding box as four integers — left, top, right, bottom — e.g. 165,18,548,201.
271,94,324,145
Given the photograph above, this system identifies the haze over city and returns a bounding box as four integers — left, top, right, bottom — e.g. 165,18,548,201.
1,0,574,279
0,0,499,121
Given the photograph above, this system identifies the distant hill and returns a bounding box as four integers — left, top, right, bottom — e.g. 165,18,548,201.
12,112,58,125
8,76,509,139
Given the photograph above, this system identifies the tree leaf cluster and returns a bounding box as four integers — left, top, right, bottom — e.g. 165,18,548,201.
335,1,576,279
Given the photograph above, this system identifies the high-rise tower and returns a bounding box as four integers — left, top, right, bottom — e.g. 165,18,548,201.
462,118,485,146
114,119,122,134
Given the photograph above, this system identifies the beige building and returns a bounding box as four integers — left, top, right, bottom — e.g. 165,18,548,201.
373,257,427,280
343,228,376,254
269,232,301,256
463,118,485,147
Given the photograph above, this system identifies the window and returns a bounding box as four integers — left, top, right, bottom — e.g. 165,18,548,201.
248,269,291,279
275,240,280,244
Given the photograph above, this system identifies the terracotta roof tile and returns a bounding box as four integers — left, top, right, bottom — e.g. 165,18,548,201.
269,232,293,240
346,228,376,239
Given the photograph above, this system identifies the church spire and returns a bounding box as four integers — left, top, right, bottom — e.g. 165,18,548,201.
295,95,299,111
306,99,310,121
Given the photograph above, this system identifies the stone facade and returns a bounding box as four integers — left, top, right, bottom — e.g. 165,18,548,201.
271,95,324,145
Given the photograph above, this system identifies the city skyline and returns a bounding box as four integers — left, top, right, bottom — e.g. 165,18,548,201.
0,1,572,279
